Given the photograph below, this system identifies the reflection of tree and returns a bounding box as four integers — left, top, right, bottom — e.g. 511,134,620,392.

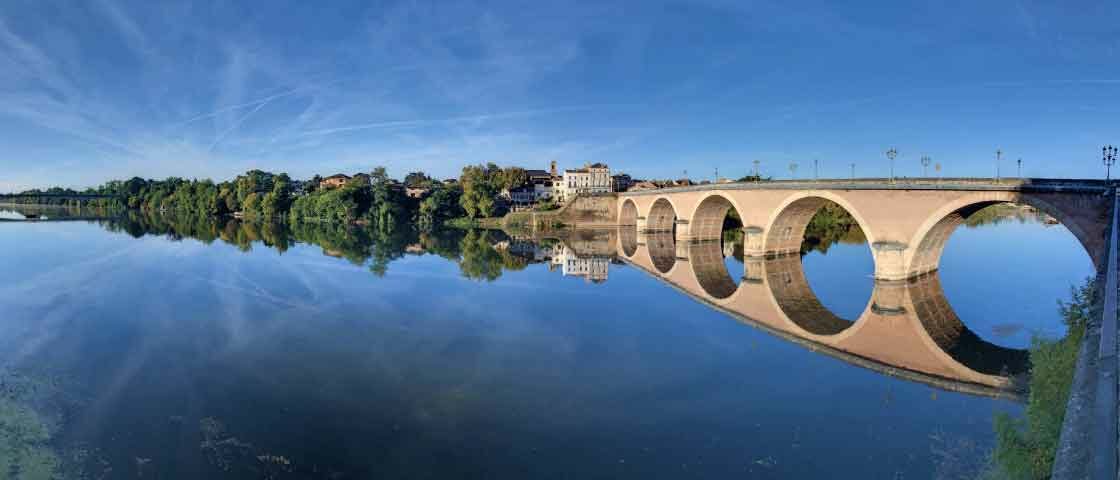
95,212,556,281
801,204,867,255
458,230,506,281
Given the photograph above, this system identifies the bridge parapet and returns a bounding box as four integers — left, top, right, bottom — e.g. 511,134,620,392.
616,180,1110,281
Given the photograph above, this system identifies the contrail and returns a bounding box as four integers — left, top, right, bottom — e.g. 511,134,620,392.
295,105,607,138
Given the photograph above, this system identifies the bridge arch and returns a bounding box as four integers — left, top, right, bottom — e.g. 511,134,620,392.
763,254,867,338
688,241,740,300
620,224,638,258
763,192,877,257
645,197,678,232
619,199,639,226
645,231,678,274
688,193,745,241
905,192,1098,278
906,273,1031,379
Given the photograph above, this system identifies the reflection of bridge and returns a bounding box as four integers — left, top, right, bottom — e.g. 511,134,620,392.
609,178,1117,477
617,179,1110,278
617,231,1028,399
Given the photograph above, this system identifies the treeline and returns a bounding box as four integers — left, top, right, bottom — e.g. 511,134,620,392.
10,163,541,230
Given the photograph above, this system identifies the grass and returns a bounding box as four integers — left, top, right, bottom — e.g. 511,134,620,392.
983,278,1096,479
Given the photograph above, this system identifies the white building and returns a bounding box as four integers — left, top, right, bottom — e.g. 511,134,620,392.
557,163,611,202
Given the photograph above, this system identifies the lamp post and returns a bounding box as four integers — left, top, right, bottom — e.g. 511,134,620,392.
1105,145,1118,181
850,163,856,180
886,148,898,183
935,163,942,185
995,149,1002,183
753,160,761,178
813,159,819,180
1017,158,1022,178
920,156,931,178
789,162,798,180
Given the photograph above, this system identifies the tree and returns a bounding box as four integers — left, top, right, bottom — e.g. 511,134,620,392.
500,167,528,190
459,164,498,218
404,171,432,187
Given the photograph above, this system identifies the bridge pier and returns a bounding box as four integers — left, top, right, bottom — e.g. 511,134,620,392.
743,226,766,257
673,218,695,242
871,241,911,281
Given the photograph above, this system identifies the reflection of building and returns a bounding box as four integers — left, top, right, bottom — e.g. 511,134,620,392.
496,238,611,283
550,244,609,283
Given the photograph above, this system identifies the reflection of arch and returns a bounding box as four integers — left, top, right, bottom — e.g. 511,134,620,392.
908,194,1096,277
646,198,677,232
646,231,677,273
764,194,873,257
907,273,1030,377
765,255,859,336
620,225,638,258
619,199,638,226
689,241,738,299
689,194,741,241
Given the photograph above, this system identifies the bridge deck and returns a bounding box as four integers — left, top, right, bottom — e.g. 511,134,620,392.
620,178,1112,196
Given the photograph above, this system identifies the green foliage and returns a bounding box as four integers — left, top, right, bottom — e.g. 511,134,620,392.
404,171,434,187
801,204,867,255
457,163,526,219
736,174,772,182
458,230,504,281
989,278,1095,479
418,184,463,230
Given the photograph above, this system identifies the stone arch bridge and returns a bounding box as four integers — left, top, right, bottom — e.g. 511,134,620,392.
616,178,1111,279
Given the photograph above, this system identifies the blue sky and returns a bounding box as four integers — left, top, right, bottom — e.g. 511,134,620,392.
0,0,1117,191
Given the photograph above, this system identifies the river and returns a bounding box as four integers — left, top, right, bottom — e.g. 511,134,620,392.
0,205,1093,479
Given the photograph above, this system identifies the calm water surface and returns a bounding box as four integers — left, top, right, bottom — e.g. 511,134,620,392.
0,206,1093,479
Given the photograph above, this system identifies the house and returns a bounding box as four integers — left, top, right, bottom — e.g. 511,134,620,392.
504,185,537,205
406,186,430,199
556,163,611,202
320,174,350,189
627,181,659,192
611,174,633,192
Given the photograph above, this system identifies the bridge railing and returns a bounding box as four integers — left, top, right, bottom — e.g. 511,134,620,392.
618,178,1114,196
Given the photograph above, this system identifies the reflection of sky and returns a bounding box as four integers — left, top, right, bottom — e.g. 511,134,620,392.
0,220,1054,478
939,221,1093,346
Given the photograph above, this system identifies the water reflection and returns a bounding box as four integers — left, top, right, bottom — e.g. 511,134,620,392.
74,211,1035,398
0,205,1089,478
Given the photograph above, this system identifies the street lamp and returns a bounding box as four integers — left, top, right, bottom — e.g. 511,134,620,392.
920,156,931,178
1017,158,1023,178
995,149,1002,183
850,163,856,180
885,148,898,183
753,160,761,178
789,162,798,180
1105,145,1118,181
813,159,819,180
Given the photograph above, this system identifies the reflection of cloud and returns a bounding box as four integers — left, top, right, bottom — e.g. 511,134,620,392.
989,323,1023,338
